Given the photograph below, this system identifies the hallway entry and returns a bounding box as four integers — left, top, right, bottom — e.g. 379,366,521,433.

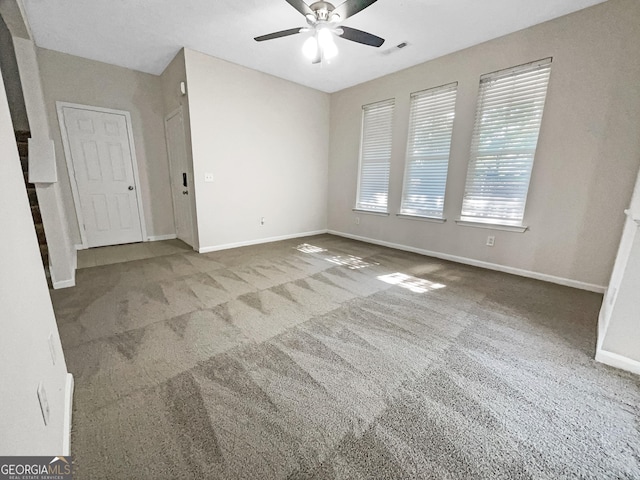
165,107,195,248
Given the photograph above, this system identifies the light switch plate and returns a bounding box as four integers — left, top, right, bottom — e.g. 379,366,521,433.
204,173,214,182
37,382,50,426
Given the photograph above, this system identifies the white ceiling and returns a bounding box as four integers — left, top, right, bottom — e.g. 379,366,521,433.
21,0,606,93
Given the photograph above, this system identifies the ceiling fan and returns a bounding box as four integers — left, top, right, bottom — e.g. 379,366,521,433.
254,0,385,64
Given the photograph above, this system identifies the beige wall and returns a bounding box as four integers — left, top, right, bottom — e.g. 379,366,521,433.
0,63,69,455
184,49,329,250
328,0,640,288
37,48,175,244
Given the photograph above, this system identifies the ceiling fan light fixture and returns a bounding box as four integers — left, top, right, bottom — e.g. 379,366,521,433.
317,27,332,44
323,38,338,60
258,0,384,64
317,27,338,60
302,35,319,60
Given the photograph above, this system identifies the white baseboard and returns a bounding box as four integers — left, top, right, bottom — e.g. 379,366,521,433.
328,230,606,293
52,278,75,289
147,234,178,242
77,234,178,247
62,373,74,456
596,295,610,352
50,264,76,290
596,348,640,376
199,230,328,254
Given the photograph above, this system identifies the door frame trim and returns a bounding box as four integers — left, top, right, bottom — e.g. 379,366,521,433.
56,101,148,249
164,106,195,248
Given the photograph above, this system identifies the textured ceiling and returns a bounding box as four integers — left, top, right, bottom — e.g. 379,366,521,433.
22,0,607,93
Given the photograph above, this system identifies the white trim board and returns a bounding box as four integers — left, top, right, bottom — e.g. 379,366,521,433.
62,373,74,456
52,278,75,289
147,234,178,241
328,230,606,293
56,101,148,249
596,348,640,376
50,263,75,290
76,234,177,248
199,230,328,254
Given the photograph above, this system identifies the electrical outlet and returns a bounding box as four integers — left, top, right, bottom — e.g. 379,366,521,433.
204,173,214,182
355,217,360,225
486,235,495,247
37,382,50,426
48,332,56,365
260,217,265,226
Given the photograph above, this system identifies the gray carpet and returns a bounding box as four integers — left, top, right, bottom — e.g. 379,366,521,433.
50,234,640,479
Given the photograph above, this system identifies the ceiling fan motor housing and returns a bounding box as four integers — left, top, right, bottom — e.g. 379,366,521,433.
310,1,337,21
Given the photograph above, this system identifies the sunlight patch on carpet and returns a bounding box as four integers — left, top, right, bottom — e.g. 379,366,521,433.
296,243,327,254
326,255,378,270
377,272,446,293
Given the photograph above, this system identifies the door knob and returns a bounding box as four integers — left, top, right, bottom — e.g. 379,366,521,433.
182,190,188,195
128,185,134,191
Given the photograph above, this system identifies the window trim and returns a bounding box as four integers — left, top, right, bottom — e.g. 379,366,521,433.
396,213,446,224
354,98,395,214
398,82,458,220
352,208,390,217
460,57,552,227
455,218,528,233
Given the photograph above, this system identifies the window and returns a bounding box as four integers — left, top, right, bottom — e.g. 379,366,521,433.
355,99,395,213
461,58,552,227
400,83,457,219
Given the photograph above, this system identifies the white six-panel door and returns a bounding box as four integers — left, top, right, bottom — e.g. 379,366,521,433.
59,105,144,248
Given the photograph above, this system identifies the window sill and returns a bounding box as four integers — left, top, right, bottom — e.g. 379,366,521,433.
396,213,446,224
353,208,390,217
455,219,528,233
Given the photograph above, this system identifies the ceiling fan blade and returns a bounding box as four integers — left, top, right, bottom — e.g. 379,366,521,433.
285,0,314,16
333,0,378,20
254,28,302,42
339,26,384,47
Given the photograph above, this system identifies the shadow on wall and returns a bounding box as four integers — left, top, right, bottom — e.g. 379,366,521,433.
0,14,29,132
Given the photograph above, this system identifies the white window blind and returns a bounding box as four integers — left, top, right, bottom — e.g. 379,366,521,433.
356,99,395,212
461,58,552,225
400,83,457,218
